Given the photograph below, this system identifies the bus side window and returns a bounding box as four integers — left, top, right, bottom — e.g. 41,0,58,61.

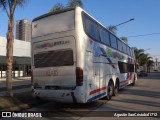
110,34,118,49
117,39,123,52
127,46,131,56
118,62,128,73
99,26,110,46
122,43,127,54
83,13,100,42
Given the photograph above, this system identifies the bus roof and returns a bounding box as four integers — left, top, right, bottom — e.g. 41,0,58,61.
33,7,75,22
32,7,133,51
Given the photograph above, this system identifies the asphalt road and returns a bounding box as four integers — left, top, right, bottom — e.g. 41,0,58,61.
2,72,160,120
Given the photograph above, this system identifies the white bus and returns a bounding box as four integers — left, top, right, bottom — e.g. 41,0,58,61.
31,7,137,103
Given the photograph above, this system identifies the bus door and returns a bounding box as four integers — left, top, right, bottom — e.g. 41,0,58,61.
99,56,107,95
85,53,100,102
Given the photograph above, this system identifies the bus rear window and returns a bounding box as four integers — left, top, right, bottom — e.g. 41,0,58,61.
34,49,74,68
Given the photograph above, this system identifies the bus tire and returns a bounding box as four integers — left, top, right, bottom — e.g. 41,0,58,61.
131,75,136,86
113,80,119,96
106,81,114,100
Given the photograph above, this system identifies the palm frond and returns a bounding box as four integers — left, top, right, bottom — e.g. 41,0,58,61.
0,0,7,8
107,25,117,34
50,3,64,13
15,0,26,8
0,0,9,17
67,0,83,8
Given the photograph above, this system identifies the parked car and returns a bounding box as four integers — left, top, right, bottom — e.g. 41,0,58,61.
139,70,148,76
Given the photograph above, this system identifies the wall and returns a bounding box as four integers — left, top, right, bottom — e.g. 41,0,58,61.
0,36,30,57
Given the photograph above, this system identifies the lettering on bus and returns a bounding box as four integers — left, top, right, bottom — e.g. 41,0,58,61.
35,40,70,50
90,41,127,60
105,48,126,60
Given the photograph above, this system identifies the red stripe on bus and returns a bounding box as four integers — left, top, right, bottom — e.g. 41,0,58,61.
120,76,133,84
129,73,132,80
120,79,130,84
89,87,107,95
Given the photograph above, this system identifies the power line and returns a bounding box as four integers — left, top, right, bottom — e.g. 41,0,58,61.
152,55,160,56
127,32,160,38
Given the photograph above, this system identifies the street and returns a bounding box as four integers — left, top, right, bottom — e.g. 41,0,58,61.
2,72,160,120
26,72,160,119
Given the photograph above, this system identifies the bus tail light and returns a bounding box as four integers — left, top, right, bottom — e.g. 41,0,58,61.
76,67,83,86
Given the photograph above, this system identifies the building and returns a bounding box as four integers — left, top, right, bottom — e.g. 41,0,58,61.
16,19,31,42
0,36,31,78
153,58,160,71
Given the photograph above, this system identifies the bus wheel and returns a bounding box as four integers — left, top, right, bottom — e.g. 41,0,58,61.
113,81,119,96
131,76,136,86
106,82,113,100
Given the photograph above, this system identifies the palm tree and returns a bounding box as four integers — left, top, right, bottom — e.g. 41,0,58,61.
120,36,128,44
139,53,153,72
50,3,64,13
134,48,144,65
0,0,27,96
108,25,117,34
50,0,83,13
147,59,154,72
67,0,83,8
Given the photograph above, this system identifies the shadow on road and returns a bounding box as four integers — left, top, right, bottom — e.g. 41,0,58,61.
119,88,160,99
138,72,160,80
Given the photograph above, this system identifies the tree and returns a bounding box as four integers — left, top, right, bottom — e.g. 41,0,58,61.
108,25,117,34
120,37,128,44
0,0,27,96
67,0,83,8
147,59,154,72
134,48,153,72
139,53,153,72
50,0,83,13
134,48,144,65
50,3,64,13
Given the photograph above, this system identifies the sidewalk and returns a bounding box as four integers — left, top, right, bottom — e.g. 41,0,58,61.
0,77,31,81
0,77,31,88
0,88,31,96
0,77,31,96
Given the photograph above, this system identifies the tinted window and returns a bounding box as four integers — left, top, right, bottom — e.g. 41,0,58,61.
110,34,117,49
34,49,74,68
117,39,123,51
127,46,131,55
131,49,133,56
99,26,110,46
118,62,128,73
129,48,132,56
122,42,127,53
83,13,100,41
131,49,134,57
118,61,134,73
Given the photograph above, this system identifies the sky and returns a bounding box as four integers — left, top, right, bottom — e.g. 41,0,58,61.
0,0,160,61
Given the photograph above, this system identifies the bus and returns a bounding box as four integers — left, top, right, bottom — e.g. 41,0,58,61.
31,7,137,103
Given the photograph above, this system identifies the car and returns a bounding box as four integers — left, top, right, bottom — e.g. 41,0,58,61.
139,70,148,76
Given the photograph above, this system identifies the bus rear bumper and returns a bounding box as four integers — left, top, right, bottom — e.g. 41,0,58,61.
32,89,78,103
